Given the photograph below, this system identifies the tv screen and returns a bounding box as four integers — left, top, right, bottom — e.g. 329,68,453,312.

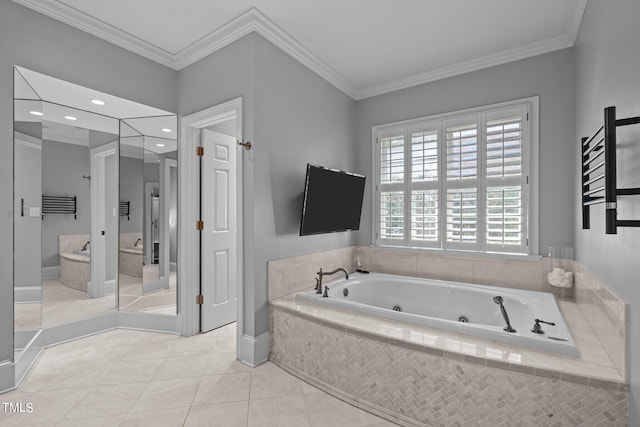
300,164,366,236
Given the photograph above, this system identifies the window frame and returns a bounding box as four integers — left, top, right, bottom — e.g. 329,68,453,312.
372,96,539,256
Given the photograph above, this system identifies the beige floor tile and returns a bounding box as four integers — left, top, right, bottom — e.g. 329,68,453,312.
305,391,378,427
191,372,251,406
120,407,190,427
250,368,304,400
56,414,126,427
129,377,201,413
169,337,218,357
123,339,177,360
0,388,90,426
64,382,147,419
204,352,251,375
212,335,236,353
100,357,164,385
40,362,117,390
247,395,310,427
251,361,282,372
184,401,248,427
301,380,320,395
18,372,57,393
153,355,209,380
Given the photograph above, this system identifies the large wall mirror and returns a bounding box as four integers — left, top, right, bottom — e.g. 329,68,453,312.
118,117,178,314
13,66,178,358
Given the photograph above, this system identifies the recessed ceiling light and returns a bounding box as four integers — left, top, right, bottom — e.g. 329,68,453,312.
91,99,106,106
29,110,43,116
156,143,165,147
64,115,78,121
161,128,172,133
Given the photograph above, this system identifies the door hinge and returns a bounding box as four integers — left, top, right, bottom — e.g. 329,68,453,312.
526,112,529,121
196,146,204,157
526,238,529,247
196,294,204,304
196,220,204,230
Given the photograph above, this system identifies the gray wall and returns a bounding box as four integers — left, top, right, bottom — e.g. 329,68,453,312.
178,33,256,333
14,138,41,290
119,156,144,234
0,0,177,363
41,141,91,267
178,33,358,336
574,0,640,423
354,49,577,255
252,36,358,335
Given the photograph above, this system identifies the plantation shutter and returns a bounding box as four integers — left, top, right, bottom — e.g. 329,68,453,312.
377,129,406,243
485,106,527,252
374,101,531,254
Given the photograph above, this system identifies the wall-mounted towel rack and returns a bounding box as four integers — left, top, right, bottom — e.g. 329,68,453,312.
582,106,640,234
42,195,77,220
120,201,130,221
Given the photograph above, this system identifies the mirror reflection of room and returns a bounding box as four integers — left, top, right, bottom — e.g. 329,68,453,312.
14,68,119,328
13,66,178,335
118,117,178,315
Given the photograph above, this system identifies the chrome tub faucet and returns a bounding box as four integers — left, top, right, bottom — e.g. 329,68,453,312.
315,267,349,297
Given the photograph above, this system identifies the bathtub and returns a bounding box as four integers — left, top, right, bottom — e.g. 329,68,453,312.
297,272,579,357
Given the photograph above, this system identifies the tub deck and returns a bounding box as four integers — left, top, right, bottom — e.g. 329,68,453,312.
272,293,625,387
270,297,628,426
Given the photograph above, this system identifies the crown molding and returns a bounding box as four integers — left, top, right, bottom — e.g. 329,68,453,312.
354,35,573,100
173,8,357,98
12,1,587,102
565,0,589,45
12,0,176,68
14,132,42,150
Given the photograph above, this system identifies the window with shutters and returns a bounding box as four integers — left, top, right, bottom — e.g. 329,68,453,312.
373,98,538,255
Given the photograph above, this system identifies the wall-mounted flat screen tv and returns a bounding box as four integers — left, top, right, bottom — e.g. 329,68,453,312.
300,164,366,236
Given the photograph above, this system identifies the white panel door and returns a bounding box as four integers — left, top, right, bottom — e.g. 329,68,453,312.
201,129,237,332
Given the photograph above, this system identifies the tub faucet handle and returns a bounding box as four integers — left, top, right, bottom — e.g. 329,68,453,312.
322,286,329,298
531,318,556,334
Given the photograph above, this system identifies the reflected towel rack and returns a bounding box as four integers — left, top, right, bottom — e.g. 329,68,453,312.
42,195,77,220
582,106,640,234
120,201,130,221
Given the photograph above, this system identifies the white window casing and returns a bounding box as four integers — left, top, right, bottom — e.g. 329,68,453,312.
372,97,539,256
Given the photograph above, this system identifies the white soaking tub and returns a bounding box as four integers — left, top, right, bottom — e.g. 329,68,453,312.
297,272,579,357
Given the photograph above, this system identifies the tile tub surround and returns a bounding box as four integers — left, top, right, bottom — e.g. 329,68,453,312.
267,246,564,301
573,261,629,381
119,233,143,278
268,246,358,300
58,234,90,291
270,300,628,426
267,246,628,379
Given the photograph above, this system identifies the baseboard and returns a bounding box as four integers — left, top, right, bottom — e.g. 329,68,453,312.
237,331,270,367
105,279,116,295
118,311,179,333
170,262,177,272
42,266,60,280
0,361,15,394
142,277,170,294
14,286,42,303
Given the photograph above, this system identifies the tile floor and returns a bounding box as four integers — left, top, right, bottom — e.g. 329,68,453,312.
1,323,396,427
14,268,177,331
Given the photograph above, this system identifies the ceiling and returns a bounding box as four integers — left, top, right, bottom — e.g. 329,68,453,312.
12,0,588,100
14,66,177,155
